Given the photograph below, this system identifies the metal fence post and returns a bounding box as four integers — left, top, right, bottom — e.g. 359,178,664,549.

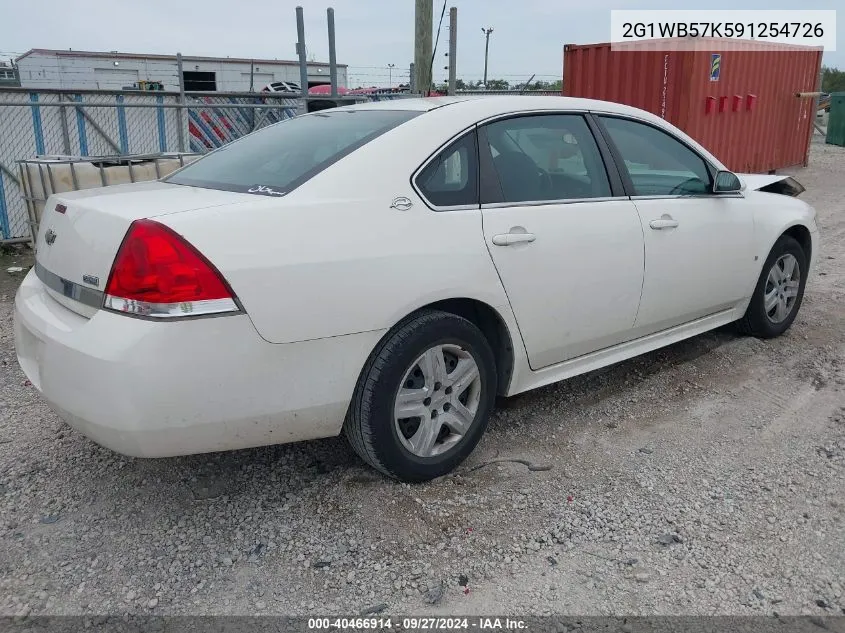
116,95,129,154
29,94,45,155
296,6,309,104
327,8,338,98
73,95,89,156
57,94,72,155
17,163,37,246
176,53,187,152
0,170,9,241
409,63,416,93
155,95,167,152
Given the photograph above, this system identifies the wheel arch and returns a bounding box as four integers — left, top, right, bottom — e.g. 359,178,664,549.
360,298,517,397
738,221,813,338
750,220,815,294
781,223,812,264
424,298,516,396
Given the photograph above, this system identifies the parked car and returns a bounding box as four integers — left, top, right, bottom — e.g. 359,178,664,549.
15,96,819,482
262,81,302,94
307,85,351,96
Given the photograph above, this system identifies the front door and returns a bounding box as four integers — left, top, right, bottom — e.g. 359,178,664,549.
597,115,756,335
478,113,645,370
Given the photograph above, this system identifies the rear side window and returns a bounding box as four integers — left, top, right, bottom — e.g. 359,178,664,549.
481,114,612,203
166,110,419,195
414,131,479,208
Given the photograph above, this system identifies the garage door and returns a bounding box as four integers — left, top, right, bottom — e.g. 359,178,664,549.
94,68,140,90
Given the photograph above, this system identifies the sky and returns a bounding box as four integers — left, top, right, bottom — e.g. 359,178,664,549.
0,0,841,87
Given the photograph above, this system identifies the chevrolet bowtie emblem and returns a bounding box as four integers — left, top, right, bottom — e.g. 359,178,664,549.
45,229,57,245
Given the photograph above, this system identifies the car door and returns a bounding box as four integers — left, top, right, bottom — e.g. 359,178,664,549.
478,113,645,370
596,115,756,336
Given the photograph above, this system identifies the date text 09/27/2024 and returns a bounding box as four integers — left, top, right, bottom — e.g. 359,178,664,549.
307,617,528,630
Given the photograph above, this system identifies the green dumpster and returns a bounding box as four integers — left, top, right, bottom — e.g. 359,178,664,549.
827,92,845,147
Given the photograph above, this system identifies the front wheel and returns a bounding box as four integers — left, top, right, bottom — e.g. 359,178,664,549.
344,310,497,482
738,235,808,338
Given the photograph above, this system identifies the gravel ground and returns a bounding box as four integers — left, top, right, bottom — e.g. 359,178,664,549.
1,138,843,618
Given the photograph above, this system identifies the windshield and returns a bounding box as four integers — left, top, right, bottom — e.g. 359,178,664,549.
166,109,419,196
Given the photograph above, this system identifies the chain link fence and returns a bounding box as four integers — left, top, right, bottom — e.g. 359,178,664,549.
0,87,555,242
0,89,313,242
184,94,300,153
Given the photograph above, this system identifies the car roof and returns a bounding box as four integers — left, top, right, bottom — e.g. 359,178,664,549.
338,94,726,172
344,95,649,117
344,96,473,111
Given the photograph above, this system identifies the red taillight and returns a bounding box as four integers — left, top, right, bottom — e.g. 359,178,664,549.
104,219,239,318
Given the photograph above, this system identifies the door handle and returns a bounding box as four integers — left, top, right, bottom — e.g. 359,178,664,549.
492,233,536,246
649,216,679,230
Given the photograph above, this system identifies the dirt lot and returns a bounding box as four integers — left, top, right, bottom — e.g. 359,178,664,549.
0,139,843,617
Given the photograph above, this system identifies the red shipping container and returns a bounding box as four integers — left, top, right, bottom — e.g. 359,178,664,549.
563,39,822,173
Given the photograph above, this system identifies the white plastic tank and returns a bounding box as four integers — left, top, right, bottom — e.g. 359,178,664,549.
22,154,200,223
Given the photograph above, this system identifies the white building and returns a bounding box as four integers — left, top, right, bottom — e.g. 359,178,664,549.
15,49,348,92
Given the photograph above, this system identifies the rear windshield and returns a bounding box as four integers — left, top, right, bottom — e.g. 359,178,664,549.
166,109,419,196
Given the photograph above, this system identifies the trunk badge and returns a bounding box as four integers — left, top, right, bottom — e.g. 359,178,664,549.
45,229,57,245
83,275,100,287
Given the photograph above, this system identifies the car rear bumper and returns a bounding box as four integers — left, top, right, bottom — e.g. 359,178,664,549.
13,270,384,457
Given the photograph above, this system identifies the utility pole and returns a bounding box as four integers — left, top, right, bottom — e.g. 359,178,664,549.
482,27,494,86
414,0,433,94
447,7,457,95
388,63,395,88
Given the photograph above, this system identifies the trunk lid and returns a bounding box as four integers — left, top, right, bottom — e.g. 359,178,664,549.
34,181,249,317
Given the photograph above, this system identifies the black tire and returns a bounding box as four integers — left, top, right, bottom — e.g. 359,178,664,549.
344,309,497,482
738,235,807,338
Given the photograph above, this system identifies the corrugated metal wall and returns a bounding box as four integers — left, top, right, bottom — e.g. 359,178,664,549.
564,41,822,173
563,44,685,123
679,49,820,172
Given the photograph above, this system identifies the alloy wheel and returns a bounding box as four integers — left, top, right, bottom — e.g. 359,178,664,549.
764,253,801,324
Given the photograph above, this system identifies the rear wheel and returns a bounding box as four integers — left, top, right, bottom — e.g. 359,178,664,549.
344,310,497,482
738,235,807,338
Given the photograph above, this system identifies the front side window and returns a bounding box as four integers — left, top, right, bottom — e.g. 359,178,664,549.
481,114,612,203
598,116,712,196
167,110,419,195
414,131,479,207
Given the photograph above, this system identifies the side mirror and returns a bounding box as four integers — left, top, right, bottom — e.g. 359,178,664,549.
713,170,742,193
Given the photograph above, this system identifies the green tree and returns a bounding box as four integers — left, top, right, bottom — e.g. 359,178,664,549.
484,79,510,90
527,79,563,91
435,79,468,92
822,66,845,93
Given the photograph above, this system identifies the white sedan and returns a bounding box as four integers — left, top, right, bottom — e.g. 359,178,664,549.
14,96,819,481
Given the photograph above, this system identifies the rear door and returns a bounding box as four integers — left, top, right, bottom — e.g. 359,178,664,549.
596,115,755,335
478,113,644,370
